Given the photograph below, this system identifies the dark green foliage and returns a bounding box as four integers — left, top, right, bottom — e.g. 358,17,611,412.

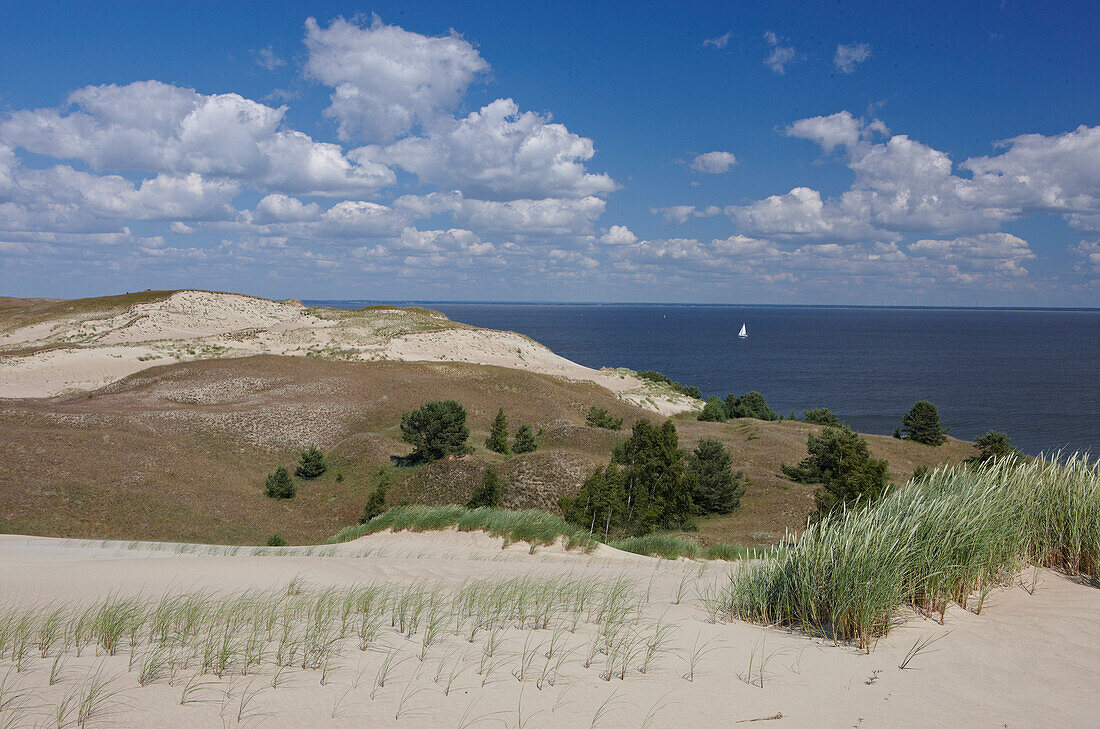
585,405,623,430
970,430,1021,464
359,469,390,524
400,400,470,461
635,370,703,400
264,465,295,499
900,401,949,446
467,467,504,509
485,408,510,454
562,419,697,537
512,424,538,453
697,396,728,422
893,427,902,439
294,446,326,479
782,426,890,517
266,534,287,547
911,465,930,482
724,391,778,421
802,407,841,427
688,438,746,514
335,471,344,483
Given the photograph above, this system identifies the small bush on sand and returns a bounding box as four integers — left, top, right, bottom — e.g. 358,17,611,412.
512,424,538,453
400,400,470,462
467,467,504,509
585,405,623,430
360,469,391,523
295,446,327,479
264,466,296,499
266,534,287,547
900,400,949,446
485,408,510,454
782,426,890,517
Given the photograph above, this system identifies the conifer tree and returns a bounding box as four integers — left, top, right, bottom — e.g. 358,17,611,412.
360,469,391,523
295,445,327,479
485,408,510,454
512,424,538,453
900,401,949,446
264,465,296,499
467,467,504,509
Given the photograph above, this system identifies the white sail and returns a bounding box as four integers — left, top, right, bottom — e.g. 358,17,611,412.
738,323,748,338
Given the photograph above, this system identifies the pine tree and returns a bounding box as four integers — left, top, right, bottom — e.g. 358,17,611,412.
697,397,728,422
264,465,296,499
360,469,391,523
781,426,890,517
688,438,746,514
467,467,504,509
512,424,538,453
900,401,949,446
485,408,510,454
295,445,327,479
400,401,470,462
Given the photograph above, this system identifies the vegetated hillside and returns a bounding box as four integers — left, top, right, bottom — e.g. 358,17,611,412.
0,355,976,545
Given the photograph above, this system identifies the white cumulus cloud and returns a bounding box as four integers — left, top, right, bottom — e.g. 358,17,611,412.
690,151,737,174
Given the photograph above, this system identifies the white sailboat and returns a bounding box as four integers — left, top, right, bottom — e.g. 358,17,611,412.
738,323,748,338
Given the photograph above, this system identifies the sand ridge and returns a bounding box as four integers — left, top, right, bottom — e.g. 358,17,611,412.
0,290,699,415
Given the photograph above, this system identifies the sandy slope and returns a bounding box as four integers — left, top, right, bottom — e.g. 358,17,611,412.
0,290,696,414
0,531,1096,729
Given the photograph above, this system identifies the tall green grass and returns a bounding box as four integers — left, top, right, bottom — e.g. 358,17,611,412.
328,505,600,552
609,533,755,561
725,453,1100,650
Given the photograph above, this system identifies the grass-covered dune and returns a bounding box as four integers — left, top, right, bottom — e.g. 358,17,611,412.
0,355,974,546
723,453,1100,650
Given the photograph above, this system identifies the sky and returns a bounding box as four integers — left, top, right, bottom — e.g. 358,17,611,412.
0,0,1097,306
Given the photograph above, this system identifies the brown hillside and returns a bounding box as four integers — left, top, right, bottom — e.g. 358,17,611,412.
0,355,975,545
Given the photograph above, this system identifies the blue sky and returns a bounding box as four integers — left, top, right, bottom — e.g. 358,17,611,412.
1,0,1097,305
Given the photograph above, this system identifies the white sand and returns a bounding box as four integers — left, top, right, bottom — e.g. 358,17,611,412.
0,531,1096,728
0,290,697,415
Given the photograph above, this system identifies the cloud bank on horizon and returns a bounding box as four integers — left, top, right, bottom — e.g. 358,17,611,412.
0,9,1097,305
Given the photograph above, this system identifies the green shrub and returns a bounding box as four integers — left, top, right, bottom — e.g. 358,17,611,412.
724,391,778,421
689,438,746,514
802,407,841,427
971,430,1021,464
900,400,949,446
265,534,287,547
512,424,538,453
782,426,890,517
264,466,296,499
359,469,390,524
294,446,327,479
562,419,697,537
697,397,728,422
585,405,623,430
467,467,504,509
485,408,510,454
400,400,470,462
636,370,702,400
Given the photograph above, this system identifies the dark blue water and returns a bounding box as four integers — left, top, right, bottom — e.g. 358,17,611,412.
307,302,1100,456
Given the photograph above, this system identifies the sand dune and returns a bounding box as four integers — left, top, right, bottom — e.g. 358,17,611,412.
0,290,696,415
0,531,1096,729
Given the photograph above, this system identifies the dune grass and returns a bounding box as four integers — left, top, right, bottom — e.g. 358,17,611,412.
609,533,755,561
328,505,601,552
724,453,1100,650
